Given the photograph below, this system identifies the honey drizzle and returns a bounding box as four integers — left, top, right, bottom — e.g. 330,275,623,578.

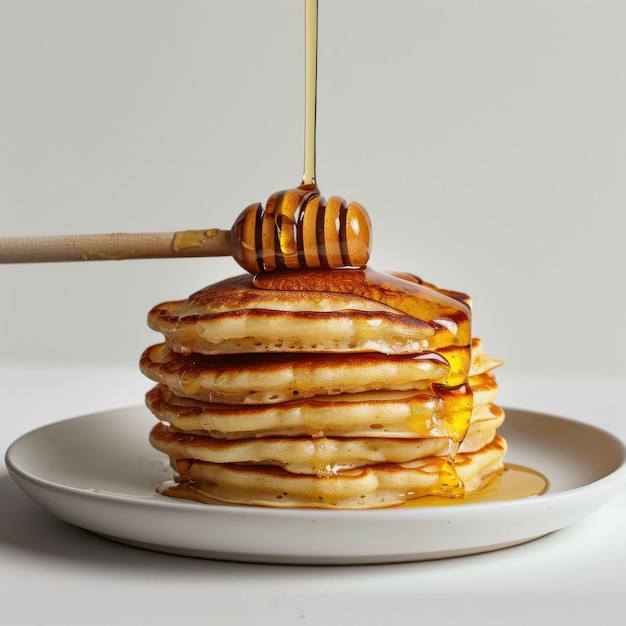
302,0,318,186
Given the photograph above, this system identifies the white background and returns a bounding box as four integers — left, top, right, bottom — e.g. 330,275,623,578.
2,1,625,378
1,3,626,623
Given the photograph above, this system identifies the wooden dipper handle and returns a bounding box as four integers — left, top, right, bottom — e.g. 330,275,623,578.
0,229,232,264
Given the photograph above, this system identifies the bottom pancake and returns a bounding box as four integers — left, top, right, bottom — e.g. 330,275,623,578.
156,435,507,509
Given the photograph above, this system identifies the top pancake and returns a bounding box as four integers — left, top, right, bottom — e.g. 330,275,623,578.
147,270,470,356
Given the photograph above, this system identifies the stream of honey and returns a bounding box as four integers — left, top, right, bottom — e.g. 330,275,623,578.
302,0,318,186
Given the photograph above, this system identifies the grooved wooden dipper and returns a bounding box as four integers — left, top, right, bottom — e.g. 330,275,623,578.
0,186,372,274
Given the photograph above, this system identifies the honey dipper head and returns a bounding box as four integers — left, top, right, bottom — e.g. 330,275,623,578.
230,184,372,274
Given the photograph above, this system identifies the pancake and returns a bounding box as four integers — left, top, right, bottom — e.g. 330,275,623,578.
469,338,504,377
140,342,454,404
159,435,507,509
147,270,470,356
145,378,500,440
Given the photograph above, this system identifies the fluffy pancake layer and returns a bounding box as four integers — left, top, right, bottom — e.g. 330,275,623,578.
142,271,505,509
145,373,499,440
140,343,452,404
159,436,506,509
147,271,470,356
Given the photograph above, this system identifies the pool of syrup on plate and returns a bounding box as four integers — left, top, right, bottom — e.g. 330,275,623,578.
402,463,548,508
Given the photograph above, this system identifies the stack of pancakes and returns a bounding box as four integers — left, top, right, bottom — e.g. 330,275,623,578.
140,268,505,509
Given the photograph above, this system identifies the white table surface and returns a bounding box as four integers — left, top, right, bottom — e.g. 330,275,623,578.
1,362,625,625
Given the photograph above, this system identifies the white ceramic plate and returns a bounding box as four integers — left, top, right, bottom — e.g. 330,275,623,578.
5,406,626,564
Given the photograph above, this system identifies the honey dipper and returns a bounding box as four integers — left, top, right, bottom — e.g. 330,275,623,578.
0,186,371,274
